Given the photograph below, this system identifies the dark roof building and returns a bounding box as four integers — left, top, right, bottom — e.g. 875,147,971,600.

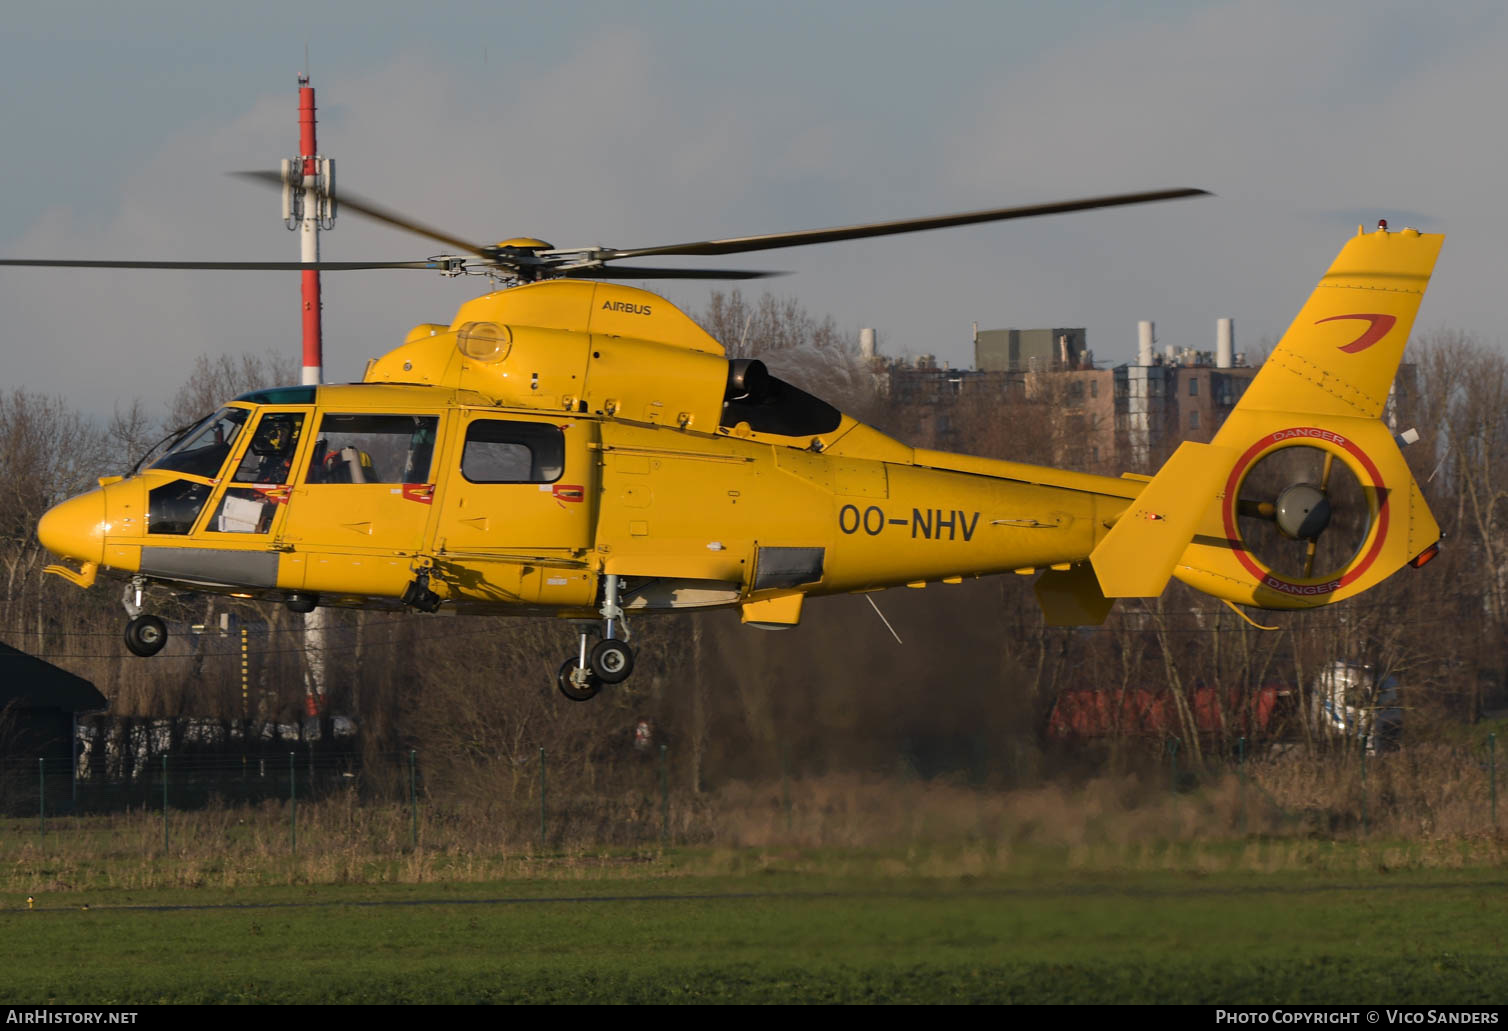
0,641,107,764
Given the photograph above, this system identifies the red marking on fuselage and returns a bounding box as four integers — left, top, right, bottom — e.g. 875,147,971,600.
1317,313,1397,353
254,486,291,505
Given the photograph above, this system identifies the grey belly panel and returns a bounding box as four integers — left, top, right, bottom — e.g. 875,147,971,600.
141,547,280,588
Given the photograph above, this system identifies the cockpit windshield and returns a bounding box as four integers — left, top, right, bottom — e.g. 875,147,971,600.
149,407,250,479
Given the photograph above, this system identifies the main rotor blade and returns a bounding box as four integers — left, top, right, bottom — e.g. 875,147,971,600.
0,258,446,271
233,170,495,259
559,265,784,280
590,188,1211,260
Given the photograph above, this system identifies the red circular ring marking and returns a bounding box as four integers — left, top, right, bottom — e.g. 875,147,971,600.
1220,427,1389,596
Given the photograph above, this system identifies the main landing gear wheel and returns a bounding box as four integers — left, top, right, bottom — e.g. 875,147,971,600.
124,614,167,657
557,658,602,702
553,573,633,701
589,639,634,684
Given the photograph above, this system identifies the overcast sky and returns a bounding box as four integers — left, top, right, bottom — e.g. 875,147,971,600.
1,0,1502,416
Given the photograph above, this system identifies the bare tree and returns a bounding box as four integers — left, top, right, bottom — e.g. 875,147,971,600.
166,351,298,428
698,290,879,416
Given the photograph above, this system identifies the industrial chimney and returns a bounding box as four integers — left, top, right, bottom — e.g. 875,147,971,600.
1216,318,1234,369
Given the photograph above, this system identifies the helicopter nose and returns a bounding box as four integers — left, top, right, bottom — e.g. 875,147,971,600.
38,489,107,566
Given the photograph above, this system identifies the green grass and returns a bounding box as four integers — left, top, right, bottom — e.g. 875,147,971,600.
5,865,1507,1004
5,766,1507,1004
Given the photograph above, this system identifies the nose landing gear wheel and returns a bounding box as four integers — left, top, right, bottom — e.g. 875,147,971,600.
589,639,634,684
557,658,602,702
124,615,167,657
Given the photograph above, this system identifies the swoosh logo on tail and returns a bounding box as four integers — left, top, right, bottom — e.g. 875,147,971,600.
1316,313,1396,353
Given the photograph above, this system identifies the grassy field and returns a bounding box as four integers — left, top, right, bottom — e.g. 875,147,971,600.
5,756,1507,895
4,765,1506,1003
4,860,1507,1004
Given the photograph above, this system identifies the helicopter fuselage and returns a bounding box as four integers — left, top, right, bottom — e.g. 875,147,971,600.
35,226,1453,697
37,279,1141,630
38,382,1140,625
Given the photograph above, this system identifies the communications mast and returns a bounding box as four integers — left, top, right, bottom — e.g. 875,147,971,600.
280,73,335,719
281,73,335,385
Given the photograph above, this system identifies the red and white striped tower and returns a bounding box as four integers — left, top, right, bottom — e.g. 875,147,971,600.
281,73,335,718
282,73,335,385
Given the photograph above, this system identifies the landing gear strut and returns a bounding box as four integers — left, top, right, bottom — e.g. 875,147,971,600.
556,574,636,702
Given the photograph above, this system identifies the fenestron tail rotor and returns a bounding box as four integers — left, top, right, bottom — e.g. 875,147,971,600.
1235,445,1369,580
0,179,1208,282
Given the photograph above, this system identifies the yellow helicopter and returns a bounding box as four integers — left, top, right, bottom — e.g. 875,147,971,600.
15,182,1443,700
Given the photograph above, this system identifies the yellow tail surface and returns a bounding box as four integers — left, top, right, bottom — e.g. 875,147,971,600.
1089,224,1443,614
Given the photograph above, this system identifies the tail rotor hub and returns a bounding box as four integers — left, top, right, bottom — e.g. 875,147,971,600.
1274,482,1332,541
1235,444,1370,580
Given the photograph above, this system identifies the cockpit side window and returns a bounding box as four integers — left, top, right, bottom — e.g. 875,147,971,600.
149,408,250,479
206,412,309,535
305,414,439,485
147,481,212,535
231,412,306,485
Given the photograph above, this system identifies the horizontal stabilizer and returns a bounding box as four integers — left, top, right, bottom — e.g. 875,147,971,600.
1091,441,1235,597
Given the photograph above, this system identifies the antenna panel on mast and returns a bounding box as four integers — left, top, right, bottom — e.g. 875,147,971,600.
280,158,295,223
319,158,336,223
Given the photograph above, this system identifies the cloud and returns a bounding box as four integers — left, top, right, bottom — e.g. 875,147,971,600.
922,0,1508,360
4,5,1507,426
0,26,877,417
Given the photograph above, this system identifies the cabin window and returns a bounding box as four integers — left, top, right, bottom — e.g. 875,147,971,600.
306,414,439,484
461,420,565,483
150,407,250,479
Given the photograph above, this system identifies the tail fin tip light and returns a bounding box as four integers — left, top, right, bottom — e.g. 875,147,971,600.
1409,542,1440,569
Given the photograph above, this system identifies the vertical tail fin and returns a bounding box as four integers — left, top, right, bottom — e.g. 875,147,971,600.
1181,224,1444,608
1234,224,1442,420
1085,224,1444,613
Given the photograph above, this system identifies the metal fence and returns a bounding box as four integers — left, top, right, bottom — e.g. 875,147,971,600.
1,733,1498,856
2,744,678,851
